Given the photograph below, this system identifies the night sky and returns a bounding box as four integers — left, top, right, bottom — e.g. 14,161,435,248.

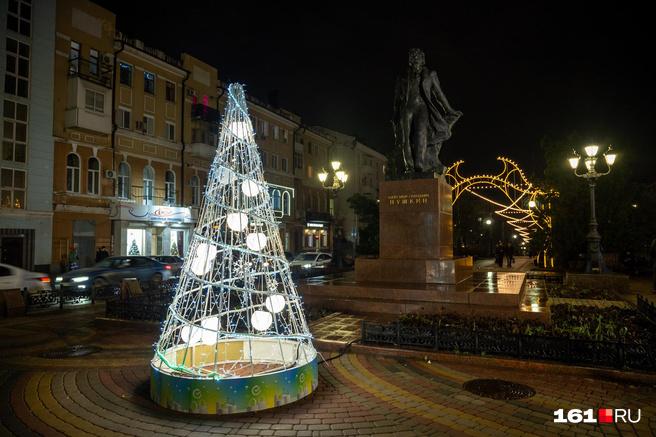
96,2,654,180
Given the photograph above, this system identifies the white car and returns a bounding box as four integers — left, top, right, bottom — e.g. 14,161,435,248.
289,252,332,269
0,263,52,294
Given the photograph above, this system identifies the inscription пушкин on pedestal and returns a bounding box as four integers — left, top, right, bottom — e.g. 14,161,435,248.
387,193,429,206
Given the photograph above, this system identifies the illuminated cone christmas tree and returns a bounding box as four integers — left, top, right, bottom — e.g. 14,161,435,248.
150,84,317,414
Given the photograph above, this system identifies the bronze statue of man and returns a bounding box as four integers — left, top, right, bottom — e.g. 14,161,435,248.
393,48,462,174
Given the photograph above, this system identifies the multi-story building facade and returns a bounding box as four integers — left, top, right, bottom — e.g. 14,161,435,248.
109,35,195,259
51,0,115,270
294,128,334,252
313,127,387,248
0,0,56,272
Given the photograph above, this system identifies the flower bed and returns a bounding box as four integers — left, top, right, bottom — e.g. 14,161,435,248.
362,306,656,371
546,285,618,300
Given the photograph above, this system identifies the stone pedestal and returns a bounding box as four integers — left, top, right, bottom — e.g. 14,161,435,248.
356,176,472,284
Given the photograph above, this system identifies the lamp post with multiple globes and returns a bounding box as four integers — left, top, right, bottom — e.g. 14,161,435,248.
568,145,617,273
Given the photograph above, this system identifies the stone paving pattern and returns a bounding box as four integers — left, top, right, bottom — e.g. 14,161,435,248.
1,305,655,436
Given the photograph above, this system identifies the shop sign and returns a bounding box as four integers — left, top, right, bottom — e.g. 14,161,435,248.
111,203,193,223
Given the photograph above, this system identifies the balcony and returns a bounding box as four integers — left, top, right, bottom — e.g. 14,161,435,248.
190,128,217,159
69,57,112,88
65,63,112,134
191,104,221,124
115,185,180,207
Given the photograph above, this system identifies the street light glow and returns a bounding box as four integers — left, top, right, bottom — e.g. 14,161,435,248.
485,219,492,225
331,161,341,171
568,157,580,169
604,153,616,166
584,145,599,157
528,200,536,209
318,170,328,183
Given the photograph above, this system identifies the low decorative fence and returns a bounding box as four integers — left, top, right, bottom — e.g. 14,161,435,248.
105,297,170,322
361,321,655,372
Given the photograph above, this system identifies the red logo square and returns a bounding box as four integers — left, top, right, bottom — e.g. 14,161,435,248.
598,408,614,424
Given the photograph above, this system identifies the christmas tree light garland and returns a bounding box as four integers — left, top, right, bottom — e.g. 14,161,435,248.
150,84,317,414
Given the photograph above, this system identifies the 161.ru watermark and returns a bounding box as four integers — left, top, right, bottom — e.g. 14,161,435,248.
554,409,641,424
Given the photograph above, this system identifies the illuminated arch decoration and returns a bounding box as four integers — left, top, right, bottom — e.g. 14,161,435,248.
445,157,556,267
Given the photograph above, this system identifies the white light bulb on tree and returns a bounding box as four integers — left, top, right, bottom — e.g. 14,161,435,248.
265,294,286,313
246,232,267,251
226,212,249,232
241,179,261,197
200,317,221,343
190,242,218,276
251,310,273,331
229,121,250,140
180,325,202,344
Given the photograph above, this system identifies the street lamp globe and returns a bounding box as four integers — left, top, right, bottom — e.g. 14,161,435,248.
568,157,580,169
318,170,328,183
584,145,599,157
331,161,341,171
604,152,617,166
485,218,492,225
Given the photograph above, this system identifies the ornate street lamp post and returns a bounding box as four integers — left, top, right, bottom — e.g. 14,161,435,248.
318,161,349,192
568,145,617,273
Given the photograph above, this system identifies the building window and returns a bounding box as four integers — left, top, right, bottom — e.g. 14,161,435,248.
69,41,80,73
166,122,175,141
165,170,175,204
87,157,100,195
85,89,104,113
260,150,267,168
2,99,27,163
119,62,132,86
142,115,154,136
4,37,29,98
271,154,278,170
118,107,131,129
7,0,31,37
272,189,281,211
143,165,154,205
66,153,80,193
307,141,312,154
190,175,199,206
294,152,303,169
282,129,288,143
0,167,25,208
281,158,288,173
89,48,99,76
307,165,313,179
282,191,291,216
117,161,130,199
144,71,155,94
273,125,280,140
165,81,175,102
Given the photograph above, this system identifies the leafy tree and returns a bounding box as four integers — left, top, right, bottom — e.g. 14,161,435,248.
347,193,379,255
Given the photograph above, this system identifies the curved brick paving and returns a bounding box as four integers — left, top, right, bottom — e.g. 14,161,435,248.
1,307,655,436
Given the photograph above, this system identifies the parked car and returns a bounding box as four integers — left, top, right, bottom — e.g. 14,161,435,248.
284,252,294,262
289,252,332,269
151,255,184,275
55,256,173,292
0,263,51,295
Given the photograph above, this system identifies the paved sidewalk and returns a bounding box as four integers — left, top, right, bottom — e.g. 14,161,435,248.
1,306,655,436
474,256,534,273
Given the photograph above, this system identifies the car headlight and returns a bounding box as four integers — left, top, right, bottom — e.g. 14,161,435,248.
72,276,90,283
55,276,63,282
302,263,312,269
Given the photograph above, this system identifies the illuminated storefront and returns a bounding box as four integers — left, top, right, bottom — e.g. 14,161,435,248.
303,212,331,251
110,203,195,257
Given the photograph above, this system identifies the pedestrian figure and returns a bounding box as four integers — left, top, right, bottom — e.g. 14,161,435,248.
68,245,79,271
494,241,504,268
100,246,109,261
504,242,514,268
95,247,103,263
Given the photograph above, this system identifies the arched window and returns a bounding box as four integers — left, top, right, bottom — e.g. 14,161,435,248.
117,161,130,199
282,191,291,216
143,165,154,205
190,175,200,206
66,153,80,193
87,157,100,195
165,170,175,204
272,189,281,211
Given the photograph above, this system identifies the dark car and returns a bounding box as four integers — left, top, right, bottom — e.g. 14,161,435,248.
151,255,184,275
55,256,173,292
